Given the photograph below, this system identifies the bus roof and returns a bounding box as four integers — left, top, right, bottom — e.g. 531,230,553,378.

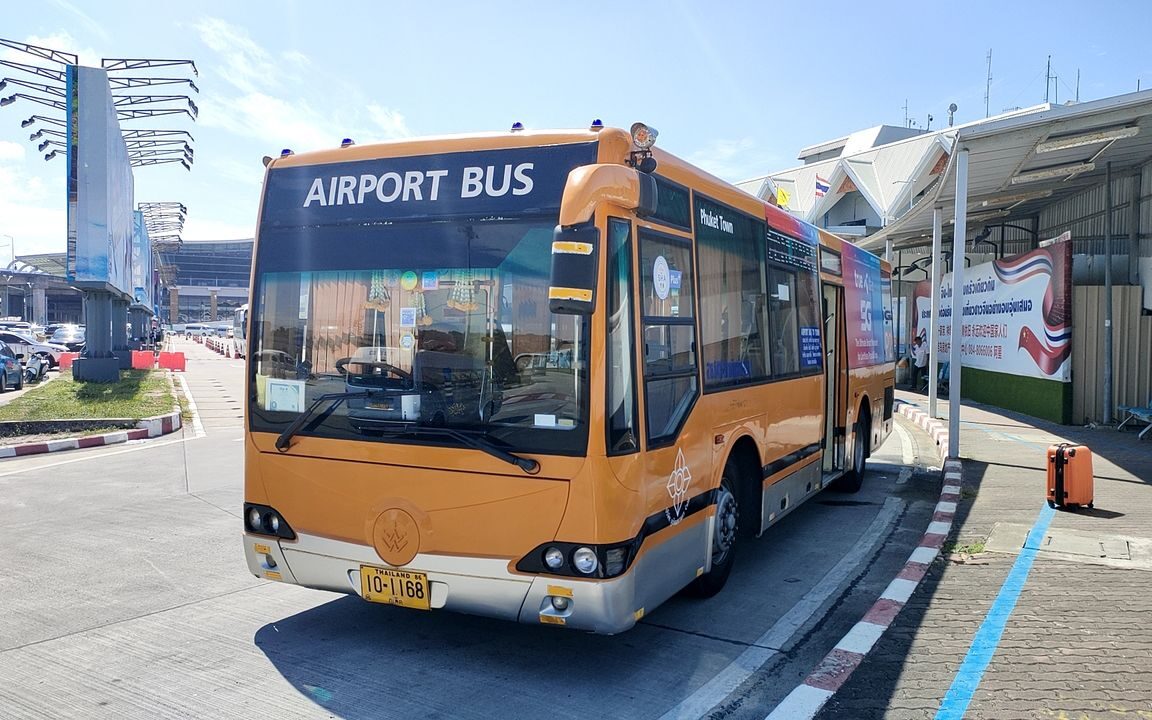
266,124,888,270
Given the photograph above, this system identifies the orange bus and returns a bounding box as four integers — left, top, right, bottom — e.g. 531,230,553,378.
242,123,894,633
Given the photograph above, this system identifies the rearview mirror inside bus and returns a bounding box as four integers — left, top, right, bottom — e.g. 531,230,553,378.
549,223,599,315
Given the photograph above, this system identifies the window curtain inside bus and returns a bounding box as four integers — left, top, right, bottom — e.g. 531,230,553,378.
697,205,769,389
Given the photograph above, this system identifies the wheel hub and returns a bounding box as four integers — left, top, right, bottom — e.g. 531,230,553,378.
712,488,738,562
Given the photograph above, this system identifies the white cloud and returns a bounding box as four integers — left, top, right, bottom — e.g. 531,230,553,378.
7,32,103,68
0,142,26,163
281,50,311,69
193,16,413,153
45,0,111,43
193,18,279,95
367,105,411,140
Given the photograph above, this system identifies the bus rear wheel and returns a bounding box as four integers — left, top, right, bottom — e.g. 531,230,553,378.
684,467,739,598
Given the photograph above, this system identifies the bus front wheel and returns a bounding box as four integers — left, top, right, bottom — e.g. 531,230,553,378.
833,413,870,493
684,467,739,598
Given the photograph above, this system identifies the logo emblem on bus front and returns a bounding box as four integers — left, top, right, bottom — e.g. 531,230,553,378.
373,508,420,567
666,449,692,526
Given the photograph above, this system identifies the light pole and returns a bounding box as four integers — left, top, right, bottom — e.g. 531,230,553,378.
0,234,13,268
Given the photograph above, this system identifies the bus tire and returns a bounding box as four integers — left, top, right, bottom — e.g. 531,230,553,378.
833,411,870,493
683,466,740,598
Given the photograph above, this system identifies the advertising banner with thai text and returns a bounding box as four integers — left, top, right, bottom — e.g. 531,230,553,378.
842,241,895,369
912,234,1072,381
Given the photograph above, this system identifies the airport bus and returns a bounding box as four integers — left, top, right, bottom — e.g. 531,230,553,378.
242,123,895,633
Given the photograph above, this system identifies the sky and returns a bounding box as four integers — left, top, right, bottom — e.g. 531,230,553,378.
2,0,1151,263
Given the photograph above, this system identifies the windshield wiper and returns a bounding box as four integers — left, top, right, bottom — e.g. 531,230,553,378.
275,389,381,452
375,423,540,475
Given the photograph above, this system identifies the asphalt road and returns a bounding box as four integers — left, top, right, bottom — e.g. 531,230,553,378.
0,343,941,719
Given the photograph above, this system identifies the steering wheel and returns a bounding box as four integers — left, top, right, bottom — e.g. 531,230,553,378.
336,357,413,382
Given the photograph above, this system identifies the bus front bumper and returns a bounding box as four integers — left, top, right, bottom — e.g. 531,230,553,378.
242,531,643,634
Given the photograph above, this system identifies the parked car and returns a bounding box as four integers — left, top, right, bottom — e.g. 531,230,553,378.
0,331,68,368
0,342,24,392
49,326,86,352
0,321,34,335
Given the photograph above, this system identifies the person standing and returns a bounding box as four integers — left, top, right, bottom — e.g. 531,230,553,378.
913,336,929,390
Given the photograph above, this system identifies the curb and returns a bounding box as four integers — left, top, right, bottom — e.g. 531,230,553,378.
769,400,962,719
0,401,183,460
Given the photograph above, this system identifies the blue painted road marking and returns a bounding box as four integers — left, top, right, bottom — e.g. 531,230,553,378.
934,501,1056,719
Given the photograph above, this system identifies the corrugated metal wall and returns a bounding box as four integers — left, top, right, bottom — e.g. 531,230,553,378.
1072,286,1152,425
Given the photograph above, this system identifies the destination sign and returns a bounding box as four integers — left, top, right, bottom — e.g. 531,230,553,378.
260,142,599,226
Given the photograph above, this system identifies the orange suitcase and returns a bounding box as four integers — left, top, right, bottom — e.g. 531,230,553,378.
1046,443,1094,509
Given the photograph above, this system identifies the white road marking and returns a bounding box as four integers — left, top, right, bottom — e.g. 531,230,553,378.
893,420,915,466
177,373,206,438
659,496,905,720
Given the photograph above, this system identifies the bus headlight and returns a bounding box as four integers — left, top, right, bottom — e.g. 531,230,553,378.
572,547,598,575
243,502,296,540
247,507,263,532
543,547,565,570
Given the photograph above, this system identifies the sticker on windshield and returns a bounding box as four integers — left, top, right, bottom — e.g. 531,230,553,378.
400,332,415,349
653,255,671,300
421,271,439,290
399,308,417,327
265,379,305,413
400,271,419,291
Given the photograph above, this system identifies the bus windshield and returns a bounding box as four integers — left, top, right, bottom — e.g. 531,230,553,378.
249,217,589,456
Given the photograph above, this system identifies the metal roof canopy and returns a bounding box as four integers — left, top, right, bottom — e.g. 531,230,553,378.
861,89,1152,253
862,89,1152,459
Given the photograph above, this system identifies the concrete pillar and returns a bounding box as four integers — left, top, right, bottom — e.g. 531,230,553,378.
112,298,130,351
170,287,179,325
74,290,120,382
948,149,969,460
210,289,218,322
32,284,47,326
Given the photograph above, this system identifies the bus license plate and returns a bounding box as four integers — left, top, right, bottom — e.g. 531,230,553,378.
360,566,430,610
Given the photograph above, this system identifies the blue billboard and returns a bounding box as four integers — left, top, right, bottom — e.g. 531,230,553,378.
131,210,152,309
66,65,135,296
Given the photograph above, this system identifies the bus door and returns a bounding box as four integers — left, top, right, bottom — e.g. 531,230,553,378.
822,283,848,473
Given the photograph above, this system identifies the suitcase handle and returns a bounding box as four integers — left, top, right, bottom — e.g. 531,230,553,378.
1050,443,1078,505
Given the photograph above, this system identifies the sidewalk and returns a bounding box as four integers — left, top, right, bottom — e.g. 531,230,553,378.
816,389,1152,719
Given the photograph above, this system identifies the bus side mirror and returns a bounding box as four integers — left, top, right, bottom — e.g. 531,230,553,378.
548,223,599,316
635,171,657,218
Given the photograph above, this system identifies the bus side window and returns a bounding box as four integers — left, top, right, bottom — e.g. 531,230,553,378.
639,230,698,446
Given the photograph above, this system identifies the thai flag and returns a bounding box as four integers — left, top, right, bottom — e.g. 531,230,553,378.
815,176,830,198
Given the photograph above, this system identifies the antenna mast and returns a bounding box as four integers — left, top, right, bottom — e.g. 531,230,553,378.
985,49,992,118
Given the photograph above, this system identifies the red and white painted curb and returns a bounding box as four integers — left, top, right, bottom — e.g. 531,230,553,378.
768,400,962,719
0,410,183,459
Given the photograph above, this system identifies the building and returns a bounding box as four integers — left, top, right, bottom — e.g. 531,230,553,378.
156,239,252,325
740,90,1152,425
3,254,84,325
